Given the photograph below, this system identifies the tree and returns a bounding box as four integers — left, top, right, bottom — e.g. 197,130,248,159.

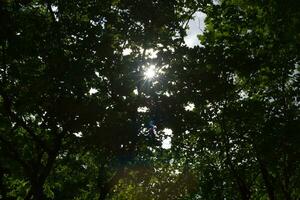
165,0,300,199
1,0,299,199
0,0,198,199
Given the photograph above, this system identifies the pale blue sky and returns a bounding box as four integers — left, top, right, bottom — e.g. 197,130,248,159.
184,11,206,47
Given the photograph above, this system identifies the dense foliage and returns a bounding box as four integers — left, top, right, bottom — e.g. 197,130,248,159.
0,0,299,199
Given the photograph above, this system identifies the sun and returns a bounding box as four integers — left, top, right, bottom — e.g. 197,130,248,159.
144,65,156,79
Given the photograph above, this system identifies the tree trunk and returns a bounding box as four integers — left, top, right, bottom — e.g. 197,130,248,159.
98,184,110,200
228,162,251,200
98,167,125,200
25,133,63,200
32,183,46,200
257,158,275,200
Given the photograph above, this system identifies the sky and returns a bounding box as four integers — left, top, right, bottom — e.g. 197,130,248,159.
184,11,207,48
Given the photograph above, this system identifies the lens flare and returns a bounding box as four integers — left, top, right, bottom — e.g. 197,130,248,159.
144,65,156,79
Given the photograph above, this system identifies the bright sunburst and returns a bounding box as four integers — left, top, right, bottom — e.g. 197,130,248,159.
144,65,156,79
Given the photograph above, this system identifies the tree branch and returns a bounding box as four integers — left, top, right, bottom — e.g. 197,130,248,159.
0,89,50,152
0,133,31,175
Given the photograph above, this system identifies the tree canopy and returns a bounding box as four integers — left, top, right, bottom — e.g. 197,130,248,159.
0,0,299,199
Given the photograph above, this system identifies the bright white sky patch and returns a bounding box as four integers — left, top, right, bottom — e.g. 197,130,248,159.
163,91,172,97
184,11,206,48
162,128,173,149
137,106,149,113
238,90,249,100
162,137,171,149
122,48,132,56
163,128,173,136
133,88,138,95
89,88,98,95
50,5,59,21
146,48,158,58
144,65,156,79
185,102,195,111
73,131,83,137
213,0,221,5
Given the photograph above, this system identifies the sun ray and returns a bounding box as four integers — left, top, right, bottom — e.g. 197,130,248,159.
144,65,156,79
